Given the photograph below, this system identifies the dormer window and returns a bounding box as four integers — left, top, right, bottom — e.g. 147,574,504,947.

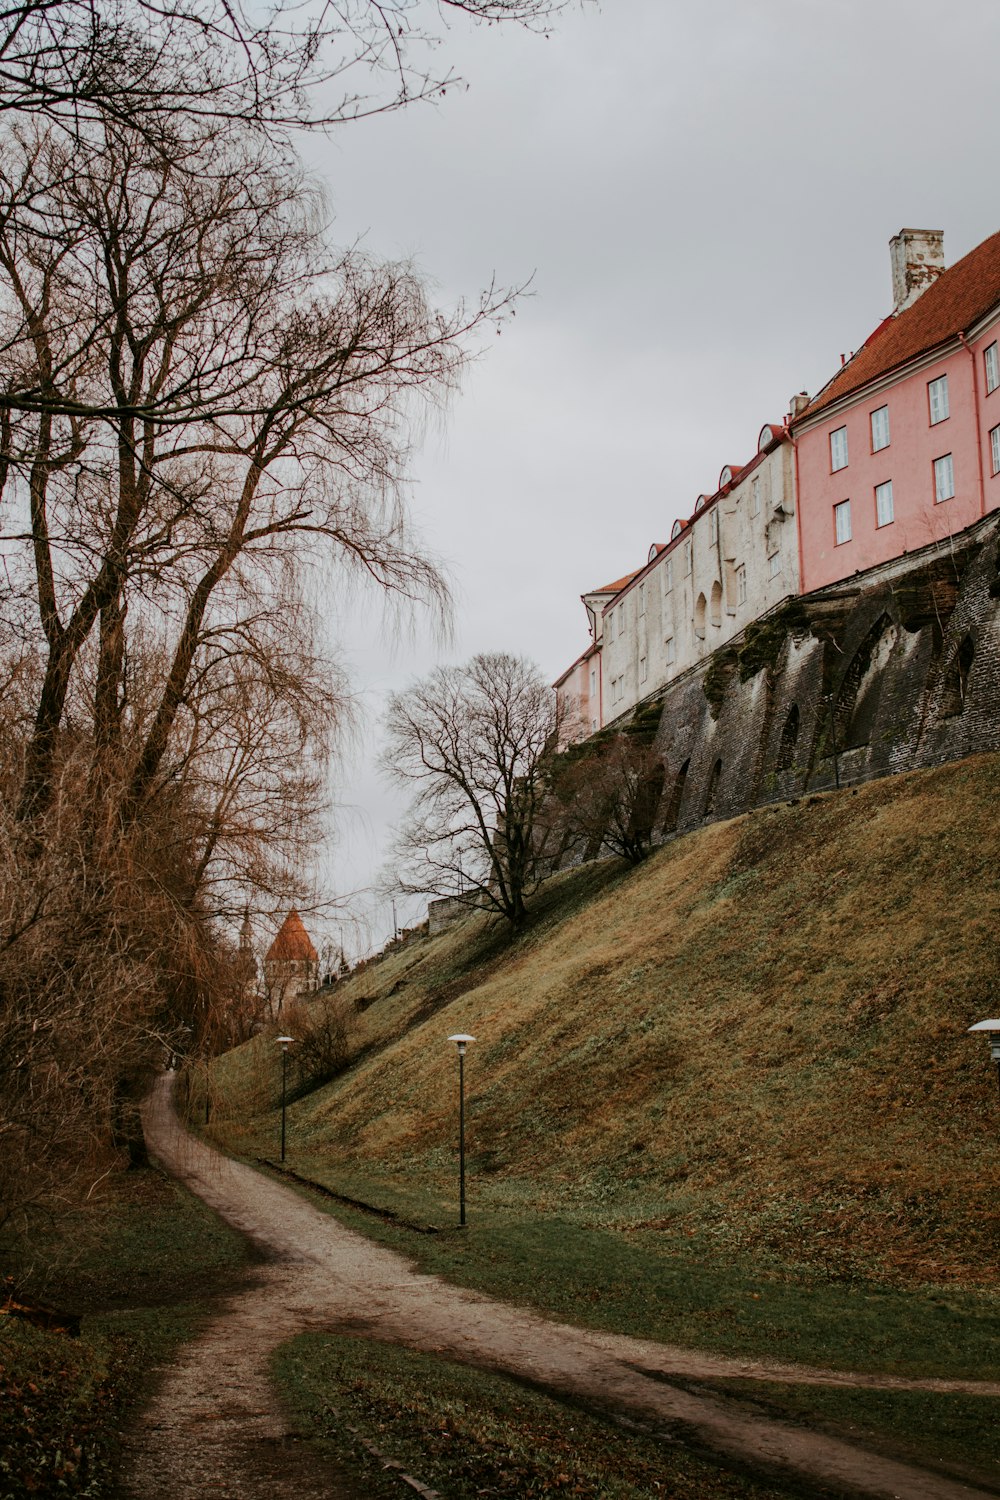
670,519,683,540
719,466,734,488
758,425,774,452
694,494,707,513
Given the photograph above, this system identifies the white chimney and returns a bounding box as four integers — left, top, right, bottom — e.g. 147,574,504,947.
890,228,945,315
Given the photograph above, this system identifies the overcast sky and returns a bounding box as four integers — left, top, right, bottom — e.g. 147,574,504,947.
296,0,1000,953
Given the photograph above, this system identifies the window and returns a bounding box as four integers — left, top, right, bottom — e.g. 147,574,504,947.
991,424,1000,476
665,636,675,664
768,551,781,578
750,476,761,516
986,342,999,395
934,453,954,502
710,507,719,543
663,556,674,593
589,667,596,696
736,565,747,605
640,656,648,683
875,479,894,527
684,540,692,575
607,612,614,642
639,582,646,615
870,405,890,452
617,603,624,632
834,499,852,545
830,426,848,471
928,374,949,424
591,717,598,733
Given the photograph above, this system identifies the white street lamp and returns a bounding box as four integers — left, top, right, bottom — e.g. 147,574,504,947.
447,1034,476,1226
967,1020,1000,1102
276,1036,294,1161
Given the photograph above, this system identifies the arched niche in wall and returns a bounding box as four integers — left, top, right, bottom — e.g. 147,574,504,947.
663,758,689,832
694,592,707,639
940,634,976,718
833,613,896,752
710,580,723,628
704,758,722,816
776,703,800,771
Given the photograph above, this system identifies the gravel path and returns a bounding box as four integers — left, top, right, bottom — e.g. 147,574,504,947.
121,1074,999,1500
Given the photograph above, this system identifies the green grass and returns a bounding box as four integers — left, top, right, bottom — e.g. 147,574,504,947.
273,1332,832,1499
688,1379,1000,1494
255,1168,1000,1383
0,1168,252,1499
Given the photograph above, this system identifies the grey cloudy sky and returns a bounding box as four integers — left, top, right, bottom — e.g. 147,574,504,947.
298,0,1000,950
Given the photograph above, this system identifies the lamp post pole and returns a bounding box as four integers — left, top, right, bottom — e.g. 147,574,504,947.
447,1034,476,1226
277,1036,294,1161
968,1020,1000,1102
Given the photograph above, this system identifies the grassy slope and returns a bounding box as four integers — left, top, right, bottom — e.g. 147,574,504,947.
209,754,1000,1292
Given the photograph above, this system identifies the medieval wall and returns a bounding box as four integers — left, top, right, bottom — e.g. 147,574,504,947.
647,513,1000,837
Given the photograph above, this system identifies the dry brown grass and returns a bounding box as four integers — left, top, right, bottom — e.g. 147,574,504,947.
210,754,1000,1287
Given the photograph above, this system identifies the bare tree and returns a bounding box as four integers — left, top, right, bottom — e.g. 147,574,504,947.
0,1,567,134
555,733,665,865
382,653,562,930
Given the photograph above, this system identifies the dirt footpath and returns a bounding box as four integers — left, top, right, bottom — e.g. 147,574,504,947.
121,1074,999,1500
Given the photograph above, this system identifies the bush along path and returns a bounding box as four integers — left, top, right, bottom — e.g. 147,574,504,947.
127,1074,999,1500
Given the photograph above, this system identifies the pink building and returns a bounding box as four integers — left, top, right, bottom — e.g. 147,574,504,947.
553,569,639,744
793,228,1000,593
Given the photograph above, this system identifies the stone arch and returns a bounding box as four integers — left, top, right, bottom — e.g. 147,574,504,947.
940,634,975,718
776,703,800,772
704,758,722,817
710,580,723,628
694,592,707,639
834,613,896,752
662,758,689,832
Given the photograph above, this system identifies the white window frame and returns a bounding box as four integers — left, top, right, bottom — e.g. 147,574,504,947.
933,452,955,502
639,655,648,683
767,551,781,579
589,666,597,696
830,426,849,472
834,498,852,545
684,540,692,575
736,565,747,605
665,635,675,665
663,556,674,593
928,374,950,425
709,507,719,543
607,611,614,642
617,603,624,633
750,476,761,516
991,424,1000,476
986,342,999,395
875,479,894,527
639,582,646,615
870,405,890,452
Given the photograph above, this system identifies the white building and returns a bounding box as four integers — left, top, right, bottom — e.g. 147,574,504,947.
599,420,800,725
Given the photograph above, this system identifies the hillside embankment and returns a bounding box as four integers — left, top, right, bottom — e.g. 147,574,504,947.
206,753,1000,1296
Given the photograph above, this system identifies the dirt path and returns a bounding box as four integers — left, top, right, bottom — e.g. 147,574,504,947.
122,1074,999,1500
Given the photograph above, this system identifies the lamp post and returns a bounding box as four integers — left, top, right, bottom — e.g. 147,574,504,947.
276,1036,294,1161
447,1033,476,1226
967,1019,1000,1102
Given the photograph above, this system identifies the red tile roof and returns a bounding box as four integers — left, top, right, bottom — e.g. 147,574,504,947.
797,229,1000,422
592,569,640,596
265,909,318,963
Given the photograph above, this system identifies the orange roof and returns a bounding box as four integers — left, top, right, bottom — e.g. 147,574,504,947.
594,569,640,596
265,909,318,963
798,229,1000,421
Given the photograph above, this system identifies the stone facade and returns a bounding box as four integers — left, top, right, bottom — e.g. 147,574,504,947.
644,513,1000,838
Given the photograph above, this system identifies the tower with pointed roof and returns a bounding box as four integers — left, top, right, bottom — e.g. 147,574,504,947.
263,909,319,1012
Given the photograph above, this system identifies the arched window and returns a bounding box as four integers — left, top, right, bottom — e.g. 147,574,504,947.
834,614,895,752
694,592,707,639
940,635,975,717
663,759,689,832
710,580,723,628
776,704,800,771
694,494,708,512
704,758,722,816
671,519,683,540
